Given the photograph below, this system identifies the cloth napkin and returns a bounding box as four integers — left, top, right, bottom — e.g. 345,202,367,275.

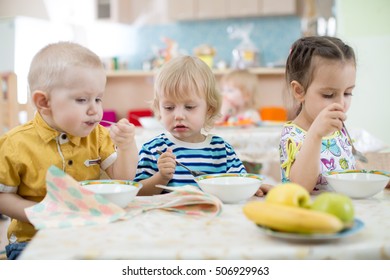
25,166,223,230
124,185,223,219
25,166,126,229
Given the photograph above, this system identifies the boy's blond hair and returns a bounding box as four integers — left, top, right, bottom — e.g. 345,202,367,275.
28,41,104,96
220,69,259,109
152,55,221,131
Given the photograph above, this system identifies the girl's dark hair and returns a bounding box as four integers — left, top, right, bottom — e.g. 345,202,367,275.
285,36,356,116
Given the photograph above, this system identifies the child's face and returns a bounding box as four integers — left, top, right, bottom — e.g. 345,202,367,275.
298,60,356,124
222,83,246,110
159,92,208,143
47,66,106,137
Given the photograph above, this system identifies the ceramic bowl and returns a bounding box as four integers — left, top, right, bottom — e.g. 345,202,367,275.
195,173,264,203
323,170,389,199
79,180,142,208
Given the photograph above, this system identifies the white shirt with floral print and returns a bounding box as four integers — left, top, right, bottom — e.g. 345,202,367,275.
279,122,356,191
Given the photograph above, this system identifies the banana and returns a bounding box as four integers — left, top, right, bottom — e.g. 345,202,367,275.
243,201,344,234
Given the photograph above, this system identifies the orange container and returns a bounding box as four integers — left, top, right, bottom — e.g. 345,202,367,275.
259,107,287,122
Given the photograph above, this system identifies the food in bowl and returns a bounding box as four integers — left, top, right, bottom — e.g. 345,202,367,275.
195,173,264,203
323,170,389,199
79,180,142,208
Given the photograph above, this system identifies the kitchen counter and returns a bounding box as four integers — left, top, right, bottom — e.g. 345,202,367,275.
19,189,390,260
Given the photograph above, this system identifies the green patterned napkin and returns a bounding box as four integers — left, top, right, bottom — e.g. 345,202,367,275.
25,166,126,229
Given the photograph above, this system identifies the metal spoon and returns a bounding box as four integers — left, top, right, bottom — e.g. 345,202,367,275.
156,150,207,177
99,120,124,126
342,121,368,163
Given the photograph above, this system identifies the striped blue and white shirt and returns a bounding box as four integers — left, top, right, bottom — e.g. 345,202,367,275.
135,132,246,187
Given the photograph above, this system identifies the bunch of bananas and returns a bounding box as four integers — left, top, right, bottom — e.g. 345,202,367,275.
243,183,354,234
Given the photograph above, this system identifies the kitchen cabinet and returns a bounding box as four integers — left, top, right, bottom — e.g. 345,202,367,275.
227,0,262,17
102,68,288,121
166,0,196,21
96,0,297,24
261,0,297,16
96,0,130,23
180,0,297,20
197,0,228,19
179,0,297,21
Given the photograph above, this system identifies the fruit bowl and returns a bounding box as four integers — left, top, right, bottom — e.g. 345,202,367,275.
323,170,389,199
79,180,142,208
194,173,264,203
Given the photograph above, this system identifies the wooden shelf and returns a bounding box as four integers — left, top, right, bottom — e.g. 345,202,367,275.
106,67,285,78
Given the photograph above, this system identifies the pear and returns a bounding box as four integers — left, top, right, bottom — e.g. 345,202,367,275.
265,183,311,208
310,192,355,226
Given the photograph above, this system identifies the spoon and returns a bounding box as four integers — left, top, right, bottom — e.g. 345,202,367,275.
156,150,207,177
342,121,368,163
99,120,135,126
99,120,120,126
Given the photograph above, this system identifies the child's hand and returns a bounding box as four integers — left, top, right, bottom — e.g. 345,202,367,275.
255,184,274,197
157,149,176,180
221,96,237,118
310,103,346,138
109,118,136,150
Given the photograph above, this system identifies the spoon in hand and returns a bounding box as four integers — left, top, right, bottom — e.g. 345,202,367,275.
156,150,207,177
342,121,368,163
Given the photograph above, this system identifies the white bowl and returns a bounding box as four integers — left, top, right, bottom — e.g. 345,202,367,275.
195,173,264,203
323,170,389,199
139,117,163,129
79,180,142,208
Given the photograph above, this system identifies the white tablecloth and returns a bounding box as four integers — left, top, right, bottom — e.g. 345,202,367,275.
20,190,390,260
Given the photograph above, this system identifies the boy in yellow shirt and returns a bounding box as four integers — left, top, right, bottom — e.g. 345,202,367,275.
0,42,138,259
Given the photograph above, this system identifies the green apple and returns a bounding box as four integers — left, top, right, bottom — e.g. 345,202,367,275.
310,193,355,225
265,183,311,208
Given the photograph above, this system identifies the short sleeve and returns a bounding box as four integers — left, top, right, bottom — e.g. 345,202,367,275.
0,135,19,193
279,125,304,182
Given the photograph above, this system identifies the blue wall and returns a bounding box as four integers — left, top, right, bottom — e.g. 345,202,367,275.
126,16,301,69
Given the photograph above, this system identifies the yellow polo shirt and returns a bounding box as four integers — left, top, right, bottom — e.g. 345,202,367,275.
0,112,117,243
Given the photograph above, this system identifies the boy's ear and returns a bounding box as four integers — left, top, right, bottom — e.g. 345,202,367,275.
32,91,51,115
290,81,305,102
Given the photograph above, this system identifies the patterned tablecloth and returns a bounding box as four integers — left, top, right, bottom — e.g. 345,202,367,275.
20,189,390,260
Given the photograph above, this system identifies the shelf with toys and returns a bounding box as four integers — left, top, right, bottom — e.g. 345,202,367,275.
103,67,285,122
103,67,287,122
105,67,285,78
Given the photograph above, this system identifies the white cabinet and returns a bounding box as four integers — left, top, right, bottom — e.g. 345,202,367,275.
97,0,130,23
228,0,262,17
197,0,228,19
261,0,297,16
185,0,297,20
166,0,196,21
196,0,297,20
96,0,297,24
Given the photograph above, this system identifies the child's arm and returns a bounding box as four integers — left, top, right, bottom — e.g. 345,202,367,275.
105,118,138,180
138,149,176,195
0,193,36,222
289,103,345,192
289,130,323,191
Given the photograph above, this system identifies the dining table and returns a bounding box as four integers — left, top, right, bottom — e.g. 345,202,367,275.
20,188,390,260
